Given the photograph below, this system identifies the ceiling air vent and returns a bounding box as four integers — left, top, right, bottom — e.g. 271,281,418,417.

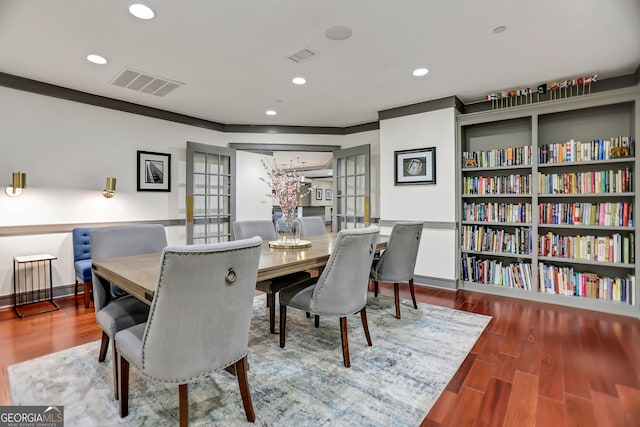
110,68,184,97
288,48,318,63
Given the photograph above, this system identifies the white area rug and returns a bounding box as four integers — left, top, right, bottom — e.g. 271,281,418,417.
9,293,490,426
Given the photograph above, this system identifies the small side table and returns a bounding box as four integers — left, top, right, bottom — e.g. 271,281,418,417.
13,253,59,317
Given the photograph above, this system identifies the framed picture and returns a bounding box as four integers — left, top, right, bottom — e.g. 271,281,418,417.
137,150,171,192
325,189,332,200
394,147,436,185
315,188,323,200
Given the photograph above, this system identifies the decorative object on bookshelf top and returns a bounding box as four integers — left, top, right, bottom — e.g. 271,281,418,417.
485,74,598,109
464,158,478,168
611,146,630,158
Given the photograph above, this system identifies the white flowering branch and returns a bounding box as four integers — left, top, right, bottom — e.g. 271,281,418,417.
259,157,312,216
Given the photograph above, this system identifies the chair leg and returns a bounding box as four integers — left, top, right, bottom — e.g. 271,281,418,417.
83,281,91,308
394,283,401,319
98,331,109,362
340,317,350,368
306,312,310,318
314,315,319,328
360,308,372,346
74,278,79,296
267,293,276,334
179,384,189,427
409,278,418,309
279,305,287,348
235,356,255,422
118,356,129,417
374,280,379,297
112,343,119,400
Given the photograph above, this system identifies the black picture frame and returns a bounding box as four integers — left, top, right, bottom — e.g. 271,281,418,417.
137,150,171,192
394,147,436,185
315,188,323,200
325,189,332,200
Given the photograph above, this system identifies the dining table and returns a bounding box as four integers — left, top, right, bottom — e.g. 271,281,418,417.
92,233,389,304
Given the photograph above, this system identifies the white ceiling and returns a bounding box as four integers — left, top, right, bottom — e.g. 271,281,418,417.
0,0,639,128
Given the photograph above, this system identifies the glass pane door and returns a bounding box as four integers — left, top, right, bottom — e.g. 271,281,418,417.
333,144,370,231
186,142,236,244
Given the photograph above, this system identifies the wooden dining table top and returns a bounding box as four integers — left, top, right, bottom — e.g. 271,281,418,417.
92,233,388,304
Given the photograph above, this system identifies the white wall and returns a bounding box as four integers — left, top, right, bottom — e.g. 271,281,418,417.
0,87,228,226
0,86,233,297
379,108,457,283
235,151,273,221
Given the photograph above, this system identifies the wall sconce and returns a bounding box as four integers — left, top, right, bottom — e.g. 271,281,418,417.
5,172,26,197
102,177,116,198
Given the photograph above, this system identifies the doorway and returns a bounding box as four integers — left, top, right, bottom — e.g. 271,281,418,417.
228,143,371,232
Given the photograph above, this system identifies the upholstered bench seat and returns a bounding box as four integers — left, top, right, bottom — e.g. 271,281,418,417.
74,258,92,282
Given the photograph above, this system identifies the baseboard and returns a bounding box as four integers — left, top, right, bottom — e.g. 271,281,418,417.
0,283,79,310
414,275,457,291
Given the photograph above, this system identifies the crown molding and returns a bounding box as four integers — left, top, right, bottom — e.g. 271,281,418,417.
3,67,638,133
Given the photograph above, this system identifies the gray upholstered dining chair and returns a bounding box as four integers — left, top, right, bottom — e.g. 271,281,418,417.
90,224,167,399
233,219,310,334
279,226,380,367
298,215,328,323
370,221,423,319
115,237,262,425
298,216,327,237
233,219,278,242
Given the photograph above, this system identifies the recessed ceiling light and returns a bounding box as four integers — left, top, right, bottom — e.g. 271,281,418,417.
87,54,107,65
493,25,507,34
265,110,277,116
292,77,306,85
412,68,429,77
129,3,155,20
325,25,352,41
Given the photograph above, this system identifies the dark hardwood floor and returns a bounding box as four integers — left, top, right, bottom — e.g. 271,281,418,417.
1,285,639,426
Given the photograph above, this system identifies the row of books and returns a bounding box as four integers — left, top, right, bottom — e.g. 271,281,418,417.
461,255,532,289
538,136,635,164
538,263,634,304
463,202,532,223
461,225,533,254
538,232,634,264
538,168,633,194
539,202,633,227
462,174,531,195
462,146,533,168
461,256,635,304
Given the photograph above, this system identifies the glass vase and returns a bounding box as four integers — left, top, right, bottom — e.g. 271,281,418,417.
275,211,301,246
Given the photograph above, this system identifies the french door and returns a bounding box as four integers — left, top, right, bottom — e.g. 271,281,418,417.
186,142,236,244
333,144,370,231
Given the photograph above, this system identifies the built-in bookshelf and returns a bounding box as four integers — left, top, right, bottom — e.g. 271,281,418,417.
457,86,640,317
